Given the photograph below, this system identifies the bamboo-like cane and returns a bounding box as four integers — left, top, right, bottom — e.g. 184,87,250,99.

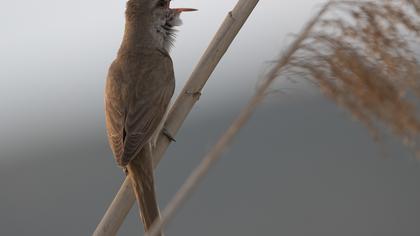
93,1,259,235
144,3,332,236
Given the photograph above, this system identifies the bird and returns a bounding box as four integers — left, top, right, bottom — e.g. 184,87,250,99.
104,0,196,234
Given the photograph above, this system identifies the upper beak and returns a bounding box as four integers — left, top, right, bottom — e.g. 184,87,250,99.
173,8,198,13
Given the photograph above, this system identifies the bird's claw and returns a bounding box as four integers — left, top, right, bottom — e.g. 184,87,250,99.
122,166,129,175
163,127,176,142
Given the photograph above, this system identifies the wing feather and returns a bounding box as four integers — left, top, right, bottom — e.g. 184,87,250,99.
105,52,175,166
105,61,125,164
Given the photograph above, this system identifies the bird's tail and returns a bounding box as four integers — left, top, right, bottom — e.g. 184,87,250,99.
127,143,163,236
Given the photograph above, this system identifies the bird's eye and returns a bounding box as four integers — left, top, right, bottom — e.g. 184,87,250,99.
157,0,170,8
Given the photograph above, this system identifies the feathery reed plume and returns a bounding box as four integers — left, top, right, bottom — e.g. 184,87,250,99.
288,0,420,150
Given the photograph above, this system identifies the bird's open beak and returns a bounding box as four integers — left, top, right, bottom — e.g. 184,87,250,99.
173,8,198,13
167,0,197,13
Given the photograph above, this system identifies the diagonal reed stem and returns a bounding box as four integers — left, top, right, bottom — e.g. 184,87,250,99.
144,2,333,236
93,1,260,235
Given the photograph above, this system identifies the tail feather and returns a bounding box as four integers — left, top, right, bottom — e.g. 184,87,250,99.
127,143,163,236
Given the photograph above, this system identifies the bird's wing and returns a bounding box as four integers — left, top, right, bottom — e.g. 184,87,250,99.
122,54,175,166
105,61,126,164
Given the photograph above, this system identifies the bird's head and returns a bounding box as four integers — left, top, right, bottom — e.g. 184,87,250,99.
125,0,196,52
152,0,197,51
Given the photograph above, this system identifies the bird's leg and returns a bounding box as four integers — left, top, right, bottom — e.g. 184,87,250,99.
162,127,176,142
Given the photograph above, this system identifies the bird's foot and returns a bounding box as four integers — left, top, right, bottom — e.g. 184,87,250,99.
163,127,176,142
121,166,128,176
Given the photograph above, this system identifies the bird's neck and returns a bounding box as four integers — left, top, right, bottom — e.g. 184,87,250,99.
117,1,176,57
118,19,162,57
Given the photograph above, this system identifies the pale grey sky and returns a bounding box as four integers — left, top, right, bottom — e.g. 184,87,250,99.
0,0,326,162
2,2,420,236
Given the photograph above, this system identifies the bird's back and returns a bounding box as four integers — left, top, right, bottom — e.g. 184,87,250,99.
105,49,175,166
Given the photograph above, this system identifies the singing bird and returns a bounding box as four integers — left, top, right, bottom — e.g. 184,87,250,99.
105,0,196,233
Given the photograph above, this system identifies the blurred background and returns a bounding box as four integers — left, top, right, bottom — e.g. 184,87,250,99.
1,0,420,235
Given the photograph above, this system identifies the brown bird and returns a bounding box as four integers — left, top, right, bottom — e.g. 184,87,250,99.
104,0,196,234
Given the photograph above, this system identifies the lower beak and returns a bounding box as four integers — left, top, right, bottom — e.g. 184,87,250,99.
174,8,198,13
